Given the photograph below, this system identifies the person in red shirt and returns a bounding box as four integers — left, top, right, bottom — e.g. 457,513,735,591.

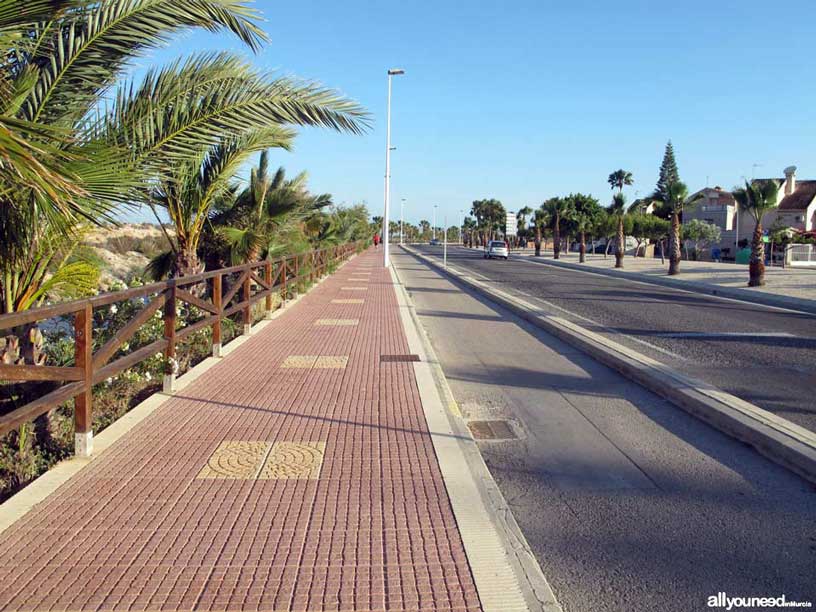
373,233,380,248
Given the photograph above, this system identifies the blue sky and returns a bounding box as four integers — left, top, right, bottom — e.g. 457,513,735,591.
130,0,815,225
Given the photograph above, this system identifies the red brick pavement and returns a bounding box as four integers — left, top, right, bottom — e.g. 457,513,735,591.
0,251,482,612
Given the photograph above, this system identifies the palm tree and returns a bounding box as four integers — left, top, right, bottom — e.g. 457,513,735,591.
517,206,533,238
609,193,627,268
662,181,703,275
532,208,549,256
462,217,477,247
109,53,367,276
568,194,602,264
419,220,431,240
146,130,295,279
543,197,572,259
732,180,779,286
215,161,332,266
0,0,276,313
608,169,634,194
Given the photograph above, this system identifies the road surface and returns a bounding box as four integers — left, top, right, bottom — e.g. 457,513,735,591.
392,248,816,612
412,244,816,433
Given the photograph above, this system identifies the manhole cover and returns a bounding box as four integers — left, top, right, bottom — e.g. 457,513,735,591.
380,354,421,363
468,420,517,440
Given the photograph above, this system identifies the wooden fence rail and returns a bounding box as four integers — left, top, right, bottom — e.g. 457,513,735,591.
0,242,362,456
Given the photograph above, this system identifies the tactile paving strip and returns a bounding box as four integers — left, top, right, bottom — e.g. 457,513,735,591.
196,441,269,479
314,355,348,369
281,355,318,368
331,299,364,304
315,319,359,326
258,441,326,480
340,286,367,291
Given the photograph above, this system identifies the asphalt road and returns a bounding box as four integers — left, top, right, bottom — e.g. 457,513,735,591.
411,244,816,433
391,249,816,612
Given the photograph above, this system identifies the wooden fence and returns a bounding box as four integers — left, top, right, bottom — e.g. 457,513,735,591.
0,242,362,455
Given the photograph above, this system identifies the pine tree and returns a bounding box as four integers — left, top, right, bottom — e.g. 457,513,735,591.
655,140,679,202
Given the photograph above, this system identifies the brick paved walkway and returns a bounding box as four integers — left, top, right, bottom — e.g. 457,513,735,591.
0,251,481,612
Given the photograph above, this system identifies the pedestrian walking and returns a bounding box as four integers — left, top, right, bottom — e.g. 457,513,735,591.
373,233,380,248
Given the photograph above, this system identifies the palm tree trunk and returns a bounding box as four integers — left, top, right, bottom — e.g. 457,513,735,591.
553,214,561,259
174,248,204,278
535,226,541,256
668,211,681,275
579,231,586,263
615,218,624,268
749,222,765,287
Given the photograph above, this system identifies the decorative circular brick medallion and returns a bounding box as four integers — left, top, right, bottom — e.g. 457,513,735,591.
259,441,326,480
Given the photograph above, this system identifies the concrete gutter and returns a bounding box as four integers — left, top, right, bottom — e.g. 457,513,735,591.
403,245,816,486
517,250,816,315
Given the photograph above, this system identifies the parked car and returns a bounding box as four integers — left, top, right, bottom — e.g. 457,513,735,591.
429,238,441,246
484,240,509,260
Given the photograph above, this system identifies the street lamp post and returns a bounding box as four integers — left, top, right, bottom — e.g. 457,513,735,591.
383,68,404,267
460,209,464,244
400,198,406,245
433,205,438,240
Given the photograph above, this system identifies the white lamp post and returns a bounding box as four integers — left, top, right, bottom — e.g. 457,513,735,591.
383,68,404,267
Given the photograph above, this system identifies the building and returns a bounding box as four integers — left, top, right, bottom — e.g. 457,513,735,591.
765,166,816,232
685,166,816,259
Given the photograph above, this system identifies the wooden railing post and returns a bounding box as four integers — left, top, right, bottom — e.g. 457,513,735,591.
212,273,222,357
163,285,177,392
281,259,288,307
264,261,273,319
294,255,300,297
242,265,251,335
73,303,93,457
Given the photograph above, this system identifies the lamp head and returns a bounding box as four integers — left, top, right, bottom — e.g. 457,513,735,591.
388,68,405,76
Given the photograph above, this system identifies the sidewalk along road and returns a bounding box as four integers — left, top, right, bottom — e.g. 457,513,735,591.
0,251,483,612
391,249,816,612
413,245,816,434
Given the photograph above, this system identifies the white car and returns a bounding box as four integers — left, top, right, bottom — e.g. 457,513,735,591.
485,240,509,260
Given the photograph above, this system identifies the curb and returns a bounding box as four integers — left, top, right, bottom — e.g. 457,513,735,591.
389,263,563,612
0,252,358,536
519,251,816,315
403,245,816,486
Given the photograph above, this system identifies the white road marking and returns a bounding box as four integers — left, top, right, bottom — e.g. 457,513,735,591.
654,331,798,339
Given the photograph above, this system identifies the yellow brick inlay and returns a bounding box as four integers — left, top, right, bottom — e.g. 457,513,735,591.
258,441,326,480
281,355,318,368
340,286,367,291
314,355,348,369
315,319,359,326
197,441,269,479
331,299,364,304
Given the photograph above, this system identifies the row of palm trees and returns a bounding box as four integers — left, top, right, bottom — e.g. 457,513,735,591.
0,0,369,314
500,169,779,287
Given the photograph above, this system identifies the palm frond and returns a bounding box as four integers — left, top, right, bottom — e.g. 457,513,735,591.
104,53,370,169
23,0,268,125
219,226,263,265
145,249,175,281
27,259,99,308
